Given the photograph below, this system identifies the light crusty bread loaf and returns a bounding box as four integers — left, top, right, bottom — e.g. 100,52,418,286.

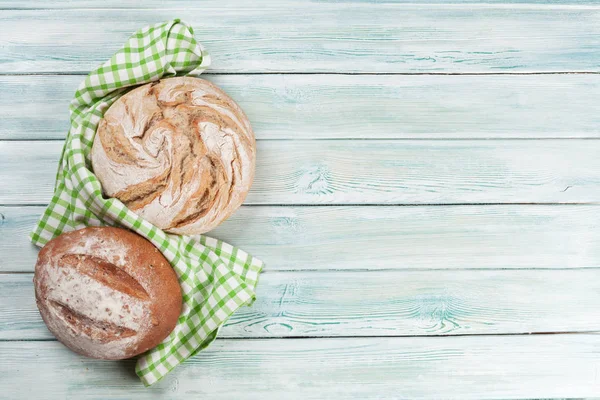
34,227,181,360
91,77,256,235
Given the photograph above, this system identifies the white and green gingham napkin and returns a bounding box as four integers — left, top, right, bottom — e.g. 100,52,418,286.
30,19,263,386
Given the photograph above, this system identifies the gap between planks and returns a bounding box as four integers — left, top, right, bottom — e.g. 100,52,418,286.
3,202,600,207
1,71,599,76
3,267,600,273
4,138,600,142
4,4,600,10
2,331,600,342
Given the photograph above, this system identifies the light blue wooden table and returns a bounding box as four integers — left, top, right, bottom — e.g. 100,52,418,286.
1,1,599,398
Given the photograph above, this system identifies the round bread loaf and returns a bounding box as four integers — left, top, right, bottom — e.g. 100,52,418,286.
91,77,256,235
34,227,181,360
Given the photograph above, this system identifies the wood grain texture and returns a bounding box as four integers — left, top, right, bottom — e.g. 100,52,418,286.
1,2,599,399
1,335,600,399
2,140,599,205
3,205,599,272
3,269,600,340
2,74,600,140
2,6,600,73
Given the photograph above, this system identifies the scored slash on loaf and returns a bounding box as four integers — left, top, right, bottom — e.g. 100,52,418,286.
34,227,182,360
91,77,256,235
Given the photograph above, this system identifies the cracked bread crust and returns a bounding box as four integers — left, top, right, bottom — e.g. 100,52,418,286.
34,227,181,360
91,77,256,234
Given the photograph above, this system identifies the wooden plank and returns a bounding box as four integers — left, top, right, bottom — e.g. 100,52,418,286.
1,335,599,398
3,269,600,340
2,0,598,9
0,76,71,141
3,74,600,141
3,205,600,272
0,206,39,272
1,140,599,205
2,6,600,73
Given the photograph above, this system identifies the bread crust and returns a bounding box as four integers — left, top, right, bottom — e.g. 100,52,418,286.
34,227,181,360
91,77,256,234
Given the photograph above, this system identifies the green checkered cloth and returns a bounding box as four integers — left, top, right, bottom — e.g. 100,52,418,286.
30,19,263,387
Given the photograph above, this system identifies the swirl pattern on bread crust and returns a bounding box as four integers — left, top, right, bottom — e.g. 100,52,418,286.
91,77,255,234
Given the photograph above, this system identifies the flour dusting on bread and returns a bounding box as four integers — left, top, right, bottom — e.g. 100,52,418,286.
34,227,182,360
91,77,256,234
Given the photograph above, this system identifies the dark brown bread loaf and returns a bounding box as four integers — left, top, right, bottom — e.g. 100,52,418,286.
34,227,181,360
